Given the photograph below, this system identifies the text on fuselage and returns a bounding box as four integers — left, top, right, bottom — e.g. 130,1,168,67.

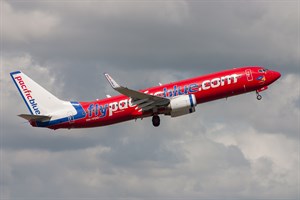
162,73,239,97
87,73,239,118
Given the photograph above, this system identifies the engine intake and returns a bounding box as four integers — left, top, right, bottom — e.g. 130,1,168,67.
167,94,197,117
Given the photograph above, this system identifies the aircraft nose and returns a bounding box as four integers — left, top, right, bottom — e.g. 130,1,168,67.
271,70,281,81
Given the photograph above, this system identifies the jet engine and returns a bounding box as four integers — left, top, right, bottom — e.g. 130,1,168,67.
167,94,197,117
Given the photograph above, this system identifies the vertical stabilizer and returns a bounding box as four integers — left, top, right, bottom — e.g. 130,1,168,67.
10,71,67,115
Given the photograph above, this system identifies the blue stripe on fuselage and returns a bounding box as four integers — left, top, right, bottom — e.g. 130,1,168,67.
36,102,86,128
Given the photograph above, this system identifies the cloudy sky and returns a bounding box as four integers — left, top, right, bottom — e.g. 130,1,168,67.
1,0,299,199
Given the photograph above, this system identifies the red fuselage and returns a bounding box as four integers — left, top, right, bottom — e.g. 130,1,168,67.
46,66,280,129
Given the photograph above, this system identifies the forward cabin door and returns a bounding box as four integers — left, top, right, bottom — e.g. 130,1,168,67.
245,69,253,81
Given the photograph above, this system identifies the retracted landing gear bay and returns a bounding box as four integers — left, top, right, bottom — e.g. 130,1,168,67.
152,115,160,127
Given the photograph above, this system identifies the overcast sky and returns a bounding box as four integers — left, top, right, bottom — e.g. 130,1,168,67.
1,0,299,200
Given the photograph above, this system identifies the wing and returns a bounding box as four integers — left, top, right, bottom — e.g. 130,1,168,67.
104,73,170,112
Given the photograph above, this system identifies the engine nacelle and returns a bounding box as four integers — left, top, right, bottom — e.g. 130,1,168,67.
167,94,197,117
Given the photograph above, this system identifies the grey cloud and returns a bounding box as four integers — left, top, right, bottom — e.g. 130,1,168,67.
4,129,297,199
4,1,298,74
2,0,299,200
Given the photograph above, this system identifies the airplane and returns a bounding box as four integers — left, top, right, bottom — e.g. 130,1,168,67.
10,66,281,130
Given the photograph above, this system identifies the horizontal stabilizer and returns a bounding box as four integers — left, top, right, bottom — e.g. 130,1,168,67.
18,114,51,122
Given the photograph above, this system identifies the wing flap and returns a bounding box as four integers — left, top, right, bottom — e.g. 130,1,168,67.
139,105,156,112
135,101,155,110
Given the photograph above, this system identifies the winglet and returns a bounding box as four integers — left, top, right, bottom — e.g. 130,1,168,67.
103,73,169,107
104,73,121,89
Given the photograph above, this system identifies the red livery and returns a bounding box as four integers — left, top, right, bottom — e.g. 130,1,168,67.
10,66,281,129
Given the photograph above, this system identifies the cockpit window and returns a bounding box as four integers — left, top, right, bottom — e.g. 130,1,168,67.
259,68,269,73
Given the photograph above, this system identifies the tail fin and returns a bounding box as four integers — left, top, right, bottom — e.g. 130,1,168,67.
10,71,66,115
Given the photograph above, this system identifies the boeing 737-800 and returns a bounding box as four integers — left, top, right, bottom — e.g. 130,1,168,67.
10,66,281,129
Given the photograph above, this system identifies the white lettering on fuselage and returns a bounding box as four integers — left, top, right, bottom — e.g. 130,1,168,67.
87,73,240,118
163,74,240,97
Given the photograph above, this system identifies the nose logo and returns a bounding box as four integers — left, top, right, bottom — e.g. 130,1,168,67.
257,75,266,83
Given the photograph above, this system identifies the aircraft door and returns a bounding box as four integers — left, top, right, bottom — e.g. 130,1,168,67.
68,111,74,124
245,69,253,81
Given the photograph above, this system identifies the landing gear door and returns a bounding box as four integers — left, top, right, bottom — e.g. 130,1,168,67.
245,69,253,81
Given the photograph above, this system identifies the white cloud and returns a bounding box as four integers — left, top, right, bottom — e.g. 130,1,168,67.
208,128,298,198
3,124,298,199
2,54,64,101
